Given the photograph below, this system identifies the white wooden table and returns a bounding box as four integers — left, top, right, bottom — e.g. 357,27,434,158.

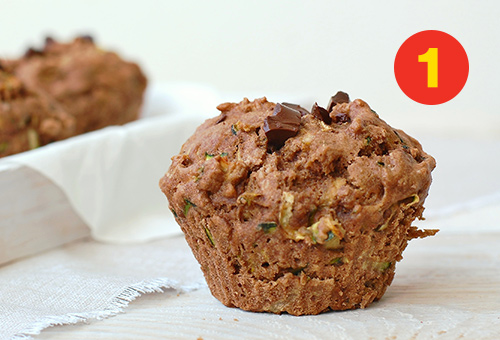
33,231,500,340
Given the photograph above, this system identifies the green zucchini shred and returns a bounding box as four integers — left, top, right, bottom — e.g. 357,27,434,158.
204,226,215,246
0,142,8,153
183,199,196,216
257,222,277,233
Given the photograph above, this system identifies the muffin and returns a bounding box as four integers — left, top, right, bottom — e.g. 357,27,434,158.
0,36,147,158
159,92,437,315
0,69,76,156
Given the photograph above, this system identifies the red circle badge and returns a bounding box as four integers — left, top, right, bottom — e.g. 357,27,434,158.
394,30,469,105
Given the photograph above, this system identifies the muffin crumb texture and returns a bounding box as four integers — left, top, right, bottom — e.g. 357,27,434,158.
160,93,437,315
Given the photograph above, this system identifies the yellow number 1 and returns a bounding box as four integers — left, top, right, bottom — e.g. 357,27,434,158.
418,48,438,88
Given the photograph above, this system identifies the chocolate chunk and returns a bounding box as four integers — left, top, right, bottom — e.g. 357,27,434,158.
327,91,350,112
282,102,310,117
0,62,4,71
79,35,94,43
263,103,301,149
23,48,43,58
45,36,56,46
334,113,350,124
311,103,332,124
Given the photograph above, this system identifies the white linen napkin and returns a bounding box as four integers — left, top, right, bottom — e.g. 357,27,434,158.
0,236,205,340
3,83,219,244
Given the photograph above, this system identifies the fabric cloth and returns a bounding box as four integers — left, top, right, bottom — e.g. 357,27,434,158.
3,84,218,243
0,236,205,340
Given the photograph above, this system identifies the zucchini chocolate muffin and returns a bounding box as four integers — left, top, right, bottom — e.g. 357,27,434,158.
0,69,76,156
160,92,437,315
0,36,147,157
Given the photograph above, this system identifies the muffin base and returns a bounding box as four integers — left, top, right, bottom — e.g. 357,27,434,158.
178,203,433,315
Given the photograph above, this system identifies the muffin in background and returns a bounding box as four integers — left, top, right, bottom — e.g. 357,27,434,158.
0,36,147,158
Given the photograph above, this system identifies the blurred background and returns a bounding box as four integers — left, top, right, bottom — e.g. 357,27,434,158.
1,0,499,137
2,0,499,230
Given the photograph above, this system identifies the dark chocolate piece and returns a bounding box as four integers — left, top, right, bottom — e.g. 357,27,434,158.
311,102,332,124
333,112,350,124
282,102,310,117
263,103,301,149
24,48,43,58
45,36,56,46
79,35,94,43
327,91,350,112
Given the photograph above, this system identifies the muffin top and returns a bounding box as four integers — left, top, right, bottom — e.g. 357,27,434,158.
1,36,147,133
3,36,145,101
161,94,435,247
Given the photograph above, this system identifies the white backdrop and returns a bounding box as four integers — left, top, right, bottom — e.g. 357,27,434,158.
1,0,499,136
